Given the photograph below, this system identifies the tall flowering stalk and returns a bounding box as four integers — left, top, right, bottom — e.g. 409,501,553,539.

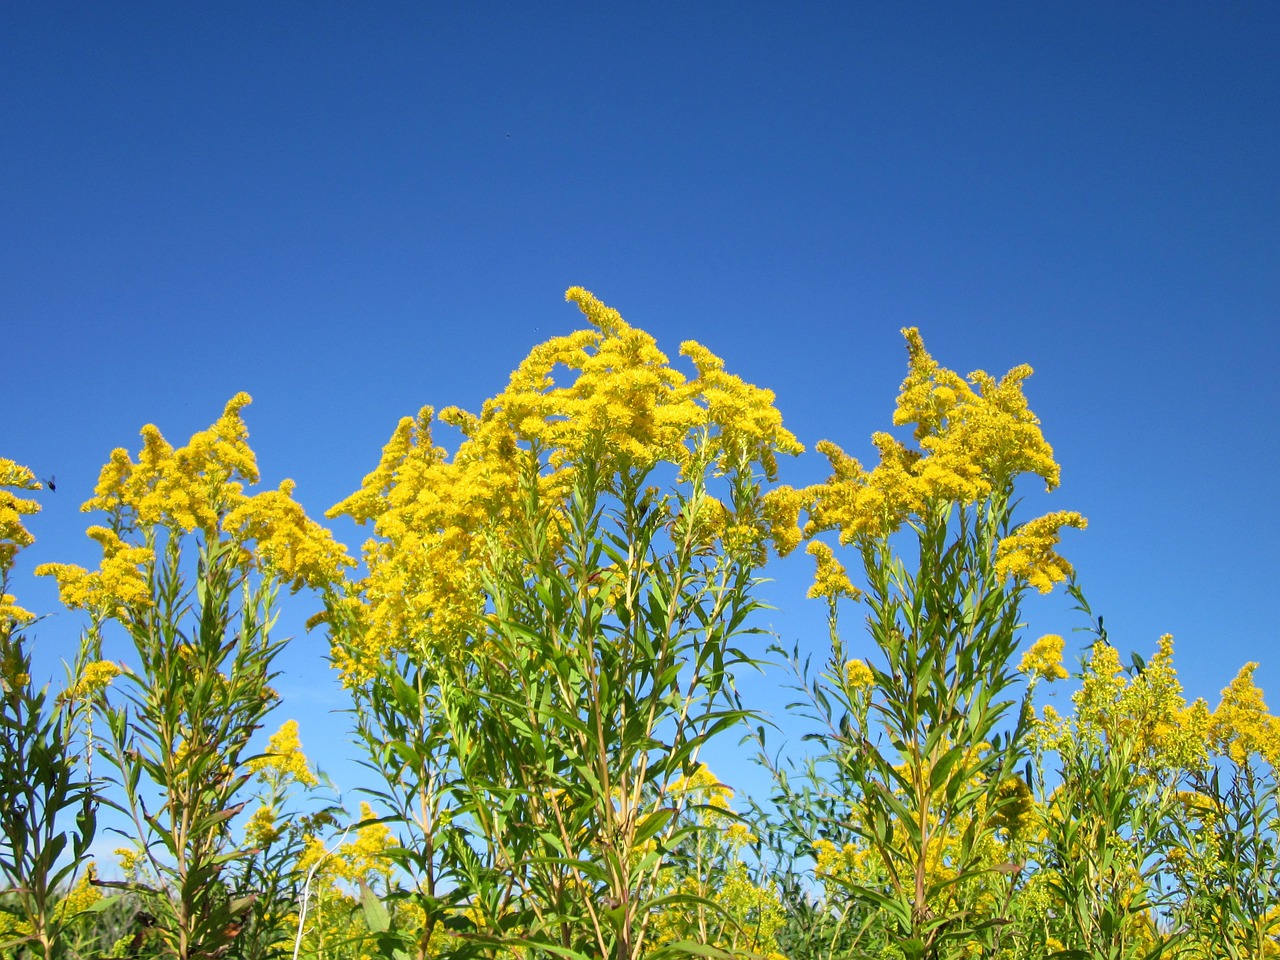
761,330,1085,960
0,460,100,960
39,397,349,960
324,288,803,960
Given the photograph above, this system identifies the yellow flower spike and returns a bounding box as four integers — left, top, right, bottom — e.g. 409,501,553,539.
843,658,875,691
245,804,284,846
0,459,42,625
249,719,320,788
37,526,153,618
805,541,860,602
224,480,353,591
327,290,801,677
62,660,122,701
994,510,1087,593
1019,634,1069,682
1210,662,1280,765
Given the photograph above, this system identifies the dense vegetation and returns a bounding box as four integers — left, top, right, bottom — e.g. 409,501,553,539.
3,289,1276,960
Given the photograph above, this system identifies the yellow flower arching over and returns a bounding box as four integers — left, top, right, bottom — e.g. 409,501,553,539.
1019,634,1069,682
37,527,153,618
0,458,43,626
994,510,1088,594
325,288,803,681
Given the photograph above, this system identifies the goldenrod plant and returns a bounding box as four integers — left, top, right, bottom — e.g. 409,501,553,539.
758,330,1085,960
0,461,100,960
38,397,349,960
323,288,803,960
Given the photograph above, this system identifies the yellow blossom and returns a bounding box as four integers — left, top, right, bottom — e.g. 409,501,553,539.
54,864,101,920
806,541,861,602
246,804,284,846
222,480,353,590
0,458,42,625
1019,634,1069,681
1211,662,1280,766
62,660,122,701
994,511,1087,593
115,846,143,880
805,329,1079,559
327,289,802,677
37,526,153,618
249,719,319,788
843,658,875,691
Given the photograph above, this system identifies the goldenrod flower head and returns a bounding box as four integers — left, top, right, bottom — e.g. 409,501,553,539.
327,290,801,677
246,804,284,846
670,763,735,812
114,846,143,881
250,719,319,788
806,330,1074,549
0,459,41,551
1019,634,1069,681
1211,662,1280,765
760,485,810,557
54,865,100,921
994,511,1087,593
843,658,875,691
991,776,1035,839
223,480,353,591
894,329,1060,491
0,459,42,625
62,660,122,701
81,395,257,534
36,526,153,618
303,802,398,885
805,541,861,602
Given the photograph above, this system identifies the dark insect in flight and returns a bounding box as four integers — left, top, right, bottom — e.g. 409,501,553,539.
44,475,57,492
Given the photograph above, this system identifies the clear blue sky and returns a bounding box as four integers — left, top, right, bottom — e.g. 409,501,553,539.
5,3,1278,817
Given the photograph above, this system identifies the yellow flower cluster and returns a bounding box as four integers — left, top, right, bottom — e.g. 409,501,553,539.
245,804,284,846
38,396,351,618
249,718,320,788
993,510,1088,593
805,541,861,602
843,658,875,691
61,659,122,701
1055,635,1215,772
669,763,735,813
798,331,1084,595
83,393,258,533
0,458,43,626
54,864,101,921
1210,662,1280,766
223,479,351,591
37,527,152,618
1019,634,1069,681
327,289,802,677
299,802,398,887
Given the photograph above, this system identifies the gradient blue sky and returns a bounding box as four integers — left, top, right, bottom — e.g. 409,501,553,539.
5,3,1278,809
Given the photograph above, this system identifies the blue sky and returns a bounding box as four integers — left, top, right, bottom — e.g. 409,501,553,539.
5,3,1279,813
